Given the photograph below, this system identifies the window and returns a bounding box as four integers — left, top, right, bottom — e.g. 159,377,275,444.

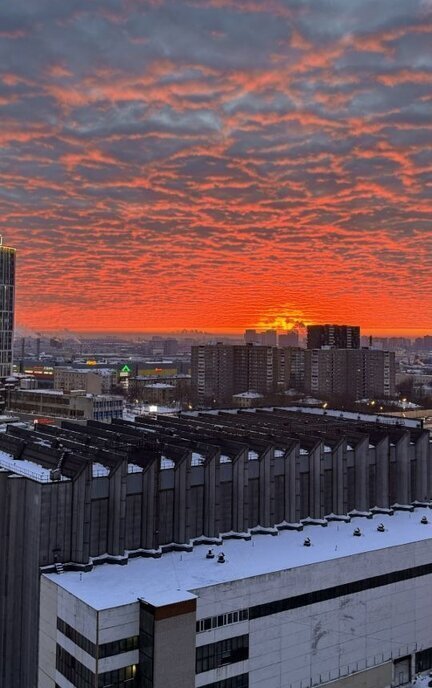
57,618,96,657
139,604,155,688
196,609,248,633
196,635,249,674
57,617,138,660
98,664,136,687
249,562,432,621
416,647,432,673
203,675,248,688
56,645,95,688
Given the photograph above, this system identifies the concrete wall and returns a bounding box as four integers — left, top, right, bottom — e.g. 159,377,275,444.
195,540,432,688
323,663,392,688
153,602,197,688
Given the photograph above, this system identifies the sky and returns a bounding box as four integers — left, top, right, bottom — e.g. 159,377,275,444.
0,0,431,336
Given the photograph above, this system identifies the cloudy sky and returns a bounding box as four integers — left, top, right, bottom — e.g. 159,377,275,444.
1,0,431,334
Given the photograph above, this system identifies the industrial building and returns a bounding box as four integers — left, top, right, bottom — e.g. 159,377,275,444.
41,507,432,688
0,407,430,687
6,388,124,421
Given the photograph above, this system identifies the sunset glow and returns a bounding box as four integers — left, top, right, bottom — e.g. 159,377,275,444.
0,1,431,335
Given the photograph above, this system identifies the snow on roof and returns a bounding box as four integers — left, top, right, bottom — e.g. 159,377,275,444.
46,507,432,611
144,383,175,389
0,450,68,483
232,391,264,399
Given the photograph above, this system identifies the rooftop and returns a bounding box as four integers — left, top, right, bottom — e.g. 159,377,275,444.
46,507,432,610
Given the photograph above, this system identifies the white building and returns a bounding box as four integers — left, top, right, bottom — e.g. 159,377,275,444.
39,507,432,688
53,367,114,395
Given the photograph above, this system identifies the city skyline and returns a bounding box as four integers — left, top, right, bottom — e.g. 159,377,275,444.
1,1,431,335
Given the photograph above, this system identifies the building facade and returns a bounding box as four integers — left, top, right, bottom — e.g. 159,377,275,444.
192,344,293,405
7,388,123,421
307,325,360,350
53,367,114,395
0,236,16,378
304,349,396,400
40,508,432,688
0,407,429,687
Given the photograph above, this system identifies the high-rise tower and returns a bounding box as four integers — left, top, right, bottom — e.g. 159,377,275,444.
0,236,16,378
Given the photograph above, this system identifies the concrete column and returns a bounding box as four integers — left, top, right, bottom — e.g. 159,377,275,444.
309,442,322,519
259,446,275,527
71,464,92,564
285,443,298,523
203,449,220,539
354,438,369,511
141,458,159,550
414,431,430,501
107,460,128,556
395,433,410,504
375,437,389,507
232,448,249,533
333,440,346,515
173,451,191,545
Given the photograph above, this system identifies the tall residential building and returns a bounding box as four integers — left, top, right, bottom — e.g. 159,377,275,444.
307,324,360,350
277,346,305,389
304,348,395,399
0,236,16,378
191,344,278,405
244,329,260,344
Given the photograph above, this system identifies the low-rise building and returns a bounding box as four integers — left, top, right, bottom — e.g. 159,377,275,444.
40,507,432,688
232,391,264,408
6,388,123,421
53,367,114,395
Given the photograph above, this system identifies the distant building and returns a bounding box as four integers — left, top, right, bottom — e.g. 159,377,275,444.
244,328,260,344
7,388,123,421
191,344,278,405
278,330,299,347
261,329,277,346
142,382,175,405
277,347,305,390
53,367,114,395
0,236,16,378
304,348,395,399
232,390,264,407
307,324,360,350
244,329,278,346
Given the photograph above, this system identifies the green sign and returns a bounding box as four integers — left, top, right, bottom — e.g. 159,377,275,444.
121,364,132,374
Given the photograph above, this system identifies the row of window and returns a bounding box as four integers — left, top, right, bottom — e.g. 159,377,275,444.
197,609,249,633
57,617,138,659
56,645,137,688
249,561,432,620
56,646,94,688
196,635,249,674
203,675,249,688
